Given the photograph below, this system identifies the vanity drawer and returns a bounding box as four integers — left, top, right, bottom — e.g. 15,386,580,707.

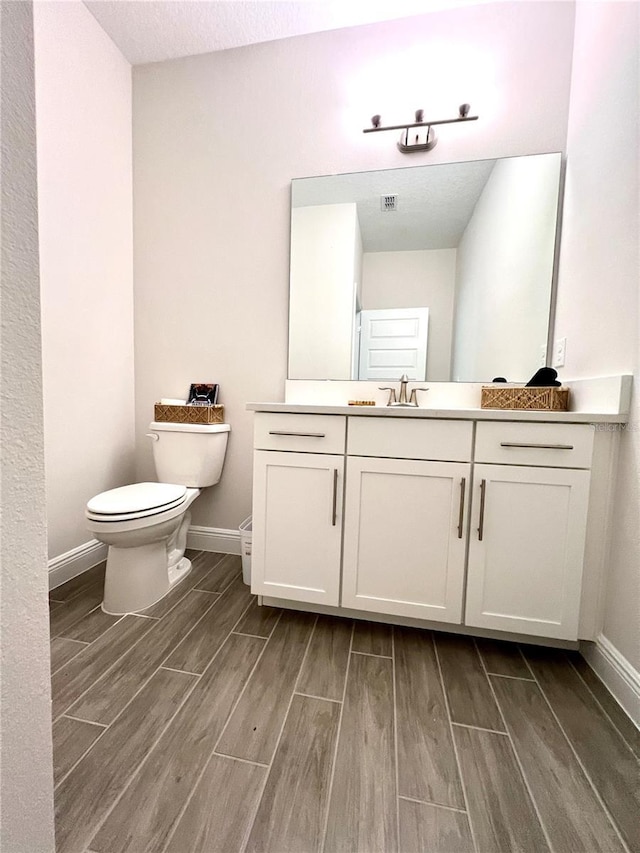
475,422,594,469
254,413,346,454
347,417,473,462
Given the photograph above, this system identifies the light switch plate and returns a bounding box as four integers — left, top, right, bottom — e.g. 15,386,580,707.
554,337,566,368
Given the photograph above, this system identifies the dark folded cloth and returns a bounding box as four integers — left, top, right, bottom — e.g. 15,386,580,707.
526,367,561,387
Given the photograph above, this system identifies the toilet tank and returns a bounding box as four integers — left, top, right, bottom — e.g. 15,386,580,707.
148,422,230,487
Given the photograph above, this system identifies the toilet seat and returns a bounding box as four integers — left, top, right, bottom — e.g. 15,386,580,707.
86,482,188,523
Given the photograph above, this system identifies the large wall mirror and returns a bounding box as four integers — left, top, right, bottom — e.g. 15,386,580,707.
288,152,562,383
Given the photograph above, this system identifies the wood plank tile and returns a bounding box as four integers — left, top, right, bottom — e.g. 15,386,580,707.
296,615,352,701
52,615,155,719
476,638,533,679
525,646,640,851
165,755,266,853
138,550,226,618
435,633,505,731
49,599,63,612
50,582,105,638
163,576,253,674
60,607,122,644
567,651,640,758
55,667,196,853
193,553,242,593
234,600,281,638
324,653,397,853
217,610,315,764
69,590,218,724
51,637,87,675
52,716,104,787
398,799,474,853
246,695,340,853
491,675,625,852
49,563,106,603
453,726,549,853
394,627,464,808
90,634,265,853
351,620,392,656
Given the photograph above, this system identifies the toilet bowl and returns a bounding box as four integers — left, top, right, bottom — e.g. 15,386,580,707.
86,421,230,614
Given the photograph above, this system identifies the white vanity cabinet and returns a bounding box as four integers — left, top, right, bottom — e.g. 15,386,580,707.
464,422,593,640
251,414,346,605
341,418,473,622
250,408,603,644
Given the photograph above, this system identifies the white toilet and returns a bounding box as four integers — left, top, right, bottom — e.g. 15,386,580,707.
86,421,230,615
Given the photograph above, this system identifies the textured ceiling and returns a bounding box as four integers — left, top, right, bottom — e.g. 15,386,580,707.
292,159,496,252
84,0,485,65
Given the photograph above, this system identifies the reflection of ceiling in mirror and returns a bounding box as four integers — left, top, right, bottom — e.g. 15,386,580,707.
292,160,496,252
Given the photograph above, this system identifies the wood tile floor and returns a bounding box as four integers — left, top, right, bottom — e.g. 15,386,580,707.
49,551,640,853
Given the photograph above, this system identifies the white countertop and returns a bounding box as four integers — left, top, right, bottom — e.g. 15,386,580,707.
246,402,627,423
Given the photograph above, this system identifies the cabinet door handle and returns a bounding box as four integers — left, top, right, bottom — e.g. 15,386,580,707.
268,430,326,438
478,479,487,541
499,442,574,450
457,477,466,539
331,469,338,526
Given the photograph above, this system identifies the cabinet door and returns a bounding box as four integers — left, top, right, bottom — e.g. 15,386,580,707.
465,464,590,640
251,450,343,605
342,457,470,622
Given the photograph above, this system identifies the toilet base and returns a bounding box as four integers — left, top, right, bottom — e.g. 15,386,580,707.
89,494,200,615
102,546,193,616
168,555,192,588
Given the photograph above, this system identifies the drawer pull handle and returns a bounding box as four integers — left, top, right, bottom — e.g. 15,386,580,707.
499,442,574,450
268,431,326,438
457,477,466,539
478,479,487,541
332,469,338,526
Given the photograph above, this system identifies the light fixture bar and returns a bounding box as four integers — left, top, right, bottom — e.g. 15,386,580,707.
363,104,479,153
363,115,478,134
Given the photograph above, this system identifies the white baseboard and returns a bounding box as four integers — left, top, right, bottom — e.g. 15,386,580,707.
187,525,241,555
48,539,108,591
580,634,640,727
48,527,241,591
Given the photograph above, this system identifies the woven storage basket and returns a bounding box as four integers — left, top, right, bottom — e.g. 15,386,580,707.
154,403,225,424
481,386,569,411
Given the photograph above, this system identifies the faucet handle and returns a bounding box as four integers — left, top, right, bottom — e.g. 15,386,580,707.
379,387,397,406
409,388,429,406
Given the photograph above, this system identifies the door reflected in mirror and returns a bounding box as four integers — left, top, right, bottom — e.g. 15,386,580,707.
288,153,562,383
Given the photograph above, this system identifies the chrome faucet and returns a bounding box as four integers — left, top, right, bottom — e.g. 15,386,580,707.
379,374,428,407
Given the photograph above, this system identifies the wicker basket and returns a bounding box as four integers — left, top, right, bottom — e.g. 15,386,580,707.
481,386,570,411
154,403,225,424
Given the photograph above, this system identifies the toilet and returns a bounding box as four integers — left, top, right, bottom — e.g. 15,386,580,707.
86,421,230,614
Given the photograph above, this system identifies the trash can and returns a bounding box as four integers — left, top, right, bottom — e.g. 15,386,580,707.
239,516,252,585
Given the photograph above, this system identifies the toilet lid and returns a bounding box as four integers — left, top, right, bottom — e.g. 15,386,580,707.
87,482,188,515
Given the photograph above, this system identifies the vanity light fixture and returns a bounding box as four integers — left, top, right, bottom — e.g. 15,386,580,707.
363,103,478,153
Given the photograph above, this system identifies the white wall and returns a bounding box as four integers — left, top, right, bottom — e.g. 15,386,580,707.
362,249,456,380
289,203,360,379
0,2,55,849
34,0,134,561
452,154,561,382
133,1,575,531
555,2,639,670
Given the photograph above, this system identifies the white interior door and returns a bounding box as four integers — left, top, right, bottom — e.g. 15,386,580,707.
358,307,429,380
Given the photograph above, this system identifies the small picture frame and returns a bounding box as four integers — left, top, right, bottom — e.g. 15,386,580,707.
187,383,219,406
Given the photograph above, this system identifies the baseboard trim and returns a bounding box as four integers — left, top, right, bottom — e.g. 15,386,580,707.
187,525,241,555
580,634,640,727
48,539,108,591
